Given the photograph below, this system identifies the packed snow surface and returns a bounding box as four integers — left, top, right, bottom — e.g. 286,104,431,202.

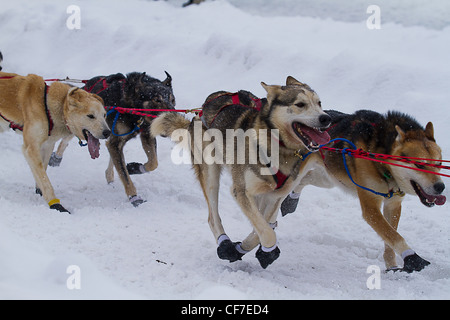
0,0,449,299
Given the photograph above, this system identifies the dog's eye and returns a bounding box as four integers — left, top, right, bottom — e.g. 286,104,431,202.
153,97,163,104
318,101,322,107
87,114,95,119
295,102,306,108
415,163,426,170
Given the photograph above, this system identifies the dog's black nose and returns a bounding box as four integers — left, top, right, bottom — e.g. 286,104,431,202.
434,182,445,194
319,114,331,127
103,129,111,139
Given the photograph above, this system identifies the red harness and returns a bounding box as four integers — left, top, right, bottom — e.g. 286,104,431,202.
84,77,126,94
272,168,289,190
84,77,109,94
205,92,262,128
0,76,53,135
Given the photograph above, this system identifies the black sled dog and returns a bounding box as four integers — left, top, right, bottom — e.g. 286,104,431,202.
50,72,175,207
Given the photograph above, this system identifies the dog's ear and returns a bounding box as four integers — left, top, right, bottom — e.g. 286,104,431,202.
261,82,270,92
395,125,406,143
68,86,79,95
261,82,282,93
286,76,304,86
162,71,172,87
261,82,282,97
66,87,84,108
425,122,435,141
67,87,82,100
261,82,284,105
138,72,147,83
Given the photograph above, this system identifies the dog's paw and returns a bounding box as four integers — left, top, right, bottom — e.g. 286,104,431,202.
127,162,146,175
50,203,70,214
48,152,63,167
129,195,146,207
402,253,430,273
280,194,299,216
217,240,245,263
255,245,280,269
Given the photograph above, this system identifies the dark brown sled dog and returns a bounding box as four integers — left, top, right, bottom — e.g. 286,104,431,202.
50,72,175,207
282,109,446,273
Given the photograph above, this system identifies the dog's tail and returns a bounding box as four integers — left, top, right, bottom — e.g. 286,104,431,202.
152,112,207,166
151,112,191,138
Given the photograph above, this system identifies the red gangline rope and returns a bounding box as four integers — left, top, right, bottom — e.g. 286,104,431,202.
113,104,450,178
321,146,450,178
106,106,203,118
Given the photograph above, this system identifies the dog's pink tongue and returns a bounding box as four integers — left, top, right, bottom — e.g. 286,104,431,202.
87,132,100,159
424,190,446,206
302,126,331,146
435,195,446,206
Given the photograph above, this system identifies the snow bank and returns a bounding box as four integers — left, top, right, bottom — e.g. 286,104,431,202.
227,0,450,30
0,0,449,299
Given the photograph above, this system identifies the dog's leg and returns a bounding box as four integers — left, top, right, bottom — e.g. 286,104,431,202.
22,135,69,213
141,131,158,172
49,136,72,167
41,139,56,170
235,199,281,268
35,139,57,195
127,128,158,175
106,135,145,207
281,166,333,216
255,198,281,269
232,175,280,268
238,195,281,256
382,197,430,272
105,156,115,184
195,162,243,262
382,197,403,271
281,173,317,217
358,189,429,273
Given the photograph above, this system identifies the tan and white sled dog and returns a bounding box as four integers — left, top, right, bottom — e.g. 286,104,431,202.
152,76,331,268
0,72,111,213
281,109,446,273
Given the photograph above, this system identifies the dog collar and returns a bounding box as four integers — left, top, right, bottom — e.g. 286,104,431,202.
383,170,405,197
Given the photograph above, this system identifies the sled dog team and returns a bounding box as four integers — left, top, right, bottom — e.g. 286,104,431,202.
0,51,446,273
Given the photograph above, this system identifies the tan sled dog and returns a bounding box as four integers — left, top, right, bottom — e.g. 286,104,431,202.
0,72,111,213
152,76,331,268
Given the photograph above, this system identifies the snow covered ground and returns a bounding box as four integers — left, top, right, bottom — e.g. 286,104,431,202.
1,0,449,300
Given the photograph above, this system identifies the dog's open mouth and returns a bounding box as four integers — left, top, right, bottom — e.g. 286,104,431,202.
411,180,446,207
292,122,330,151
83,129,100,159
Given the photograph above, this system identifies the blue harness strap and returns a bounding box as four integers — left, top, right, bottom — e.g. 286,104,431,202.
107,107,141,137
340,146,396,199
299,138,400,199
